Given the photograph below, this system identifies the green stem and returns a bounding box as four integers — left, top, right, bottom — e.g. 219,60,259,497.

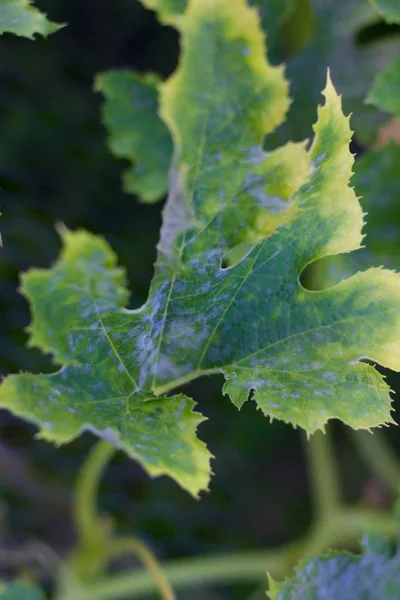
64,506,397,600
305,429,341,521
352,429,400,495
74,440,116,547
105,537,176,600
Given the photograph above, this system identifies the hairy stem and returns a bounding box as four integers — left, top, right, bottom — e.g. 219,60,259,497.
352,429,400,494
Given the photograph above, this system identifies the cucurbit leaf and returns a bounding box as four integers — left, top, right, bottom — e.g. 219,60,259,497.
2,0,400,495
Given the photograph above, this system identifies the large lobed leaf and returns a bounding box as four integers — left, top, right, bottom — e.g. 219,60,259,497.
2,0,400,496
269,530,400,600
0,0,62,38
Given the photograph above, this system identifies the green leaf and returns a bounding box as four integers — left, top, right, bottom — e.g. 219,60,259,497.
0,582,44,600
2,0,400,495
0,0,62,38
369,0,400,23
0,228,212,497
95,70,173,203
268,532,400,599
368,57,400,118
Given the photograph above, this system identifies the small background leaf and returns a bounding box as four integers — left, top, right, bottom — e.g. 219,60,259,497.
0,0,62,38
95,70,173,203
368,57,400,118
269,531,400,600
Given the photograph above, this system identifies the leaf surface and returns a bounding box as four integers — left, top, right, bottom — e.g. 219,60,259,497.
96,71,173,202
2,0,400,494
0,0,61,38
269,532,400,600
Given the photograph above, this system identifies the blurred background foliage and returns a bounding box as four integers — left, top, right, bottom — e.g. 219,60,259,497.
0,0,400,598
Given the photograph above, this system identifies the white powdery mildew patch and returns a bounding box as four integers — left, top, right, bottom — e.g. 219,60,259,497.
244,146,265,165
322,371,338,381
135,281,170,387
187,249,222,274
153,355,191,381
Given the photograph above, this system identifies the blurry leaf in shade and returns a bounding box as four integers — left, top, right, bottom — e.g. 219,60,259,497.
0,582,44,600
369,0,400,23
355,142,400,269
271,0,400,147
96,70,173,203
310,142,400,290
368,57,400,119
268,530,400,599
0,0,62,38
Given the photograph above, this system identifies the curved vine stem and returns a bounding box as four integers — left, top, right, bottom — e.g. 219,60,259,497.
351,429,400,495
304,429,341,521
67,439,176,600
74,440,116,548
61,505,397,600
105,537,176,600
